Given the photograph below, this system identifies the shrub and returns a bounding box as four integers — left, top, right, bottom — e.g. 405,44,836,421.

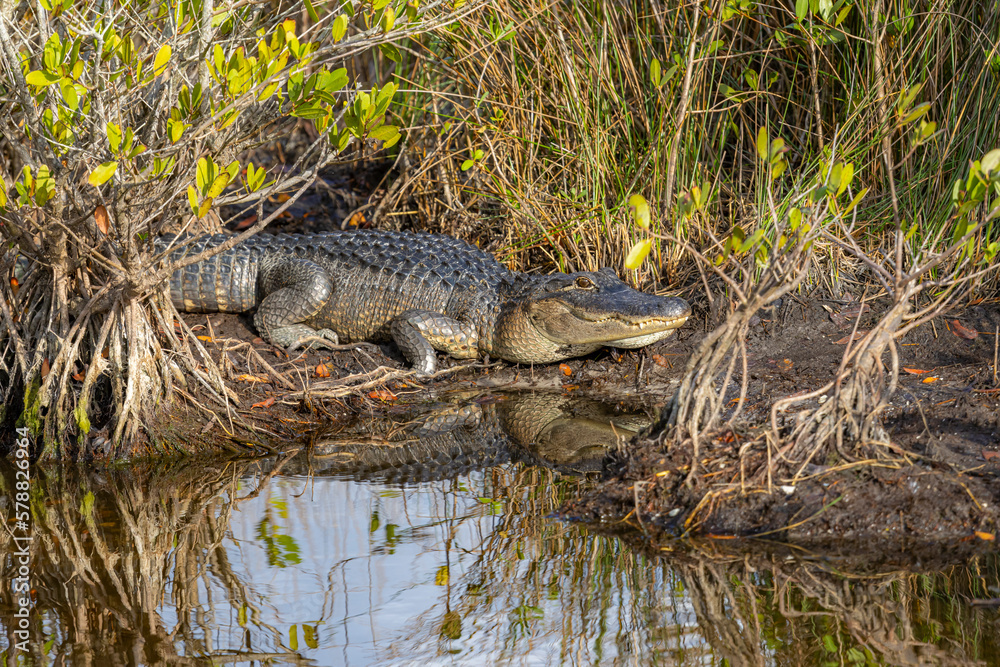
0,0,472,456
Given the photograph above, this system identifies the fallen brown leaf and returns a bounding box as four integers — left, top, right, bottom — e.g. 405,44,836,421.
834,330,869,344
776,358,793,371
41,358,49,378
235,374,270,383
950,320,978,340
368,389,397,401
651,353,672,368
983,450,1000,461
252,397,275,409
94,205,109,235
840,301,870,318
234,214,257,230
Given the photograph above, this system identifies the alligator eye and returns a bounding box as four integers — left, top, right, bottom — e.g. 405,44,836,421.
575,276,595,289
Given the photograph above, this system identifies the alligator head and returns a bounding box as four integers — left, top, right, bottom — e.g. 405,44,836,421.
493,267,691,364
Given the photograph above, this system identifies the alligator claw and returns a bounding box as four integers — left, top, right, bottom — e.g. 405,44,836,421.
284,328,341,352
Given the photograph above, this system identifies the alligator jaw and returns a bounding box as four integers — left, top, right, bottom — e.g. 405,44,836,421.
523,269,692,348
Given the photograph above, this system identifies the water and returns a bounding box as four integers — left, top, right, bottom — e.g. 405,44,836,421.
1,393,998,665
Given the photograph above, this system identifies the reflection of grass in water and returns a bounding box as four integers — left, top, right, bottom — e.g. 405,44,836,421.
3,458,998,665
254,493,302,568
0,459,304,664
417,465,1000,665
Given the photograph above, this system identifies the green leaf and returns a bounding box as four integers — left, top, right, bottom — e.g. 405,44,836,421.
659,64,679,87
981,149,1000,175
649,58,661,87
789,207,802,229
769,137,785,162
795,0,808,20
624,239,653,269
380,5,395,32
756,126,769,161
837,162,854,197
26,70,60,87
106,122,122,153
369,124,401,148
843,186,869,215
167,118,185,143
60,80,79,110
332,14,349,41
628,194,650,230
187,185,199,212
303,0,319,22
196,157,211,194
379,43,401,62
88,161,118,186
461,159,474,171
206,173,230,199
153,44,171,76
900,101,930,125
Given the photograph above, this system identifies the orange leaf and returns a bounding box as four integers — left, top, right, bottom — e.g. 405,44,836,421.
834,330,869,344
197,335,213,342
983,450,1000,461
234,214,257,230
235,374,270,383
903,367,932,374
315,363,331,378
94,204,109,235
950,320,978,340
776,358,793,371
252,396,275,409
347,211,366,228
72,371,86,381
559,363,572,376
651,353,672,368
975,531,996,542
368,389,397,401
562,384,579,391
921,376,939,383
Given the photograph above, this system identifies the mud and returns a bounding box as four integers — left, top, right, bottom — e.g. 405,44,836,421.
563,294,1000,549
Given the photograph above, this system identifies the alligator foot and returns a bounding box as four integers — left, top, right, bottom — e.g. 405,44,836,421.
269,325,341,352
391,309,481,377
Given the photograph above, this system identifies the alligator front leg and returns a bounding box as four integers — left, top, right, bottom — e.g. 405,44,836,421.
254,258,341,350
391,309,479,375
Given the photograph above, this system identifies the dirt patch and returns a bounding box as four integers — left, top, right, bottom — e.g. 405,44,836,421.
562,294,1000,547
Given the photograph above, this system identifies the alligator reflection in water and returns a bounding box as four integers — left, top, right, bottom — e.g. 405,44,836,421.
291,392,651,482
1,405,999,665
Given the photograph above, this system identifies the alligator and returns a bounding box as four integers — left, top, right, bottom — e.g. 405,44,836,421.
158,230,690,374
281,392,651,483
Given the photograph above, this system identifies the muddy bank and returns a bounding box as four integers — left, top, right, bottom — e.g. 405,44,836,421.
138,288,1000,549
563,294,1000,546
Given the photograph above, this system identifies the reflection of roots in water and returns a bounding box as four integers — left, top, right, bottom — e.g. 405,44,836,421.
0,460,308,665
389,460,996,666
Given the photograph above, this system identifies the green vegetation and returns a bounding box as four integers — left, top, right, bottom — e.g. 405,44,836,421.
2,0,999,456
0,0,465,456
